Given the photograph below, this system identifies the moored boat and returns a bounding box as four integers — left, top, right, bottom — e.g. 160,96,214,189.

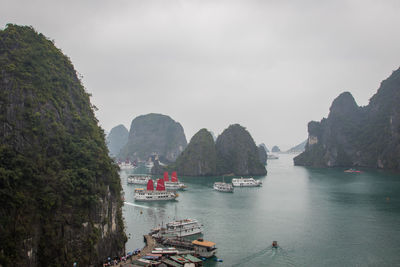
127,174,151,184
152,218,203,238
232,177,262,187
134,179,178,201
164,171,187,190
118,159,136,170
213,182,234,192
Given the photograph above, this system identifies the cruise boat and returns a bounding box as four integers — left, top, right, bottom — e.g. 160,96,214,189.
213,182,234,192
164,171,186,190
118,159,136,170
134,179,178,201
232,177,262,187
127,175,151,184
152,218,203,238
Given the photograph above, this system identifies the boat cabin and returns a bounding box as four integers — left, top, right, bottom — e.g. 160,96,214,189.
192,239,217,258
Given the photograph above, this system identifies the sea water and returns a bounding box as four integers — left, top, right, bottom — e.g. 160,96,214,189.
121,154,400,266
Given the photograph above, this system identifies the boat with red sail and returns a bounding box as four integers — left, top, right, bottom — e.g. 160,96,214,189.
134,179,178,201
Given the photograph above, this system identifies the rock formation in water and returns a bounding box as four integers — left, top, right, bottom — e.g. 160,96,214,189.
216,124,267,176
0,25,126,266
119,113,187,163
271,145,281,153
294,68,400,170
287,140,307,153
260,143,269,153
258,145,267,165
167,129,217,176
106,124,129,157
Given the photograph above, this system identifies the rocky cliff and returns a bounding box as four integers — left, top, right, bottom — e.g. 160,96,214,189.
258,145,267,165
107,124,129,157
287,140,307,153
294,68,400,170
260,143,269,153
167,129,217,176
216,124,267,176
119,113,187,162
0,25,125,266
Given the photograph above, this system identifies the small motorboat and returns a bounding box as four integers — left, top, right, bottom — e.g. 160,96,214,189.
272,241,278,248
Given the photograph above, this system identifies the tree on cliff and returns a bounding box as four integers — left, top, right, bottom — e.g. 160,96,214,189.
0,25,125,266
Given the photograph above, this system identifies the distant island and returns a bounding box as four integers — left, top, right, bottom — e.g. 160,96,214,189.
107,124,129,157
271,145,281,153
286,140,307,153
116,113,187,163
158,125,267,176
295,68,400,170
0,25,125,266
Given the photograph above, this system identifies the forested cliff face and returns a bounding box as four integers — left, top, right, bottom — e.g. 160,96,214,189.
168,129,217,176
119,113,187,162
294,68,400,170
0,25,126,266
216,124,267,176
107,124,128,157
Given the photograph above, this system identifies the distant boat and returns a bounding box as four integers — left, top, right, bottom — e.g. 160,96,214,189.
134,179,178,201
232,177,262,187
127,175,151,184
344,169,362,173
118,159,136,170
164,171,187,190
267,154,279,160
213,176,234,192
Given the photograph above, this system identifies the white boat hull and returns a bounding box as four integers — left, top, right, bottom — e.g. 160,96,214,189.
134,190,178,201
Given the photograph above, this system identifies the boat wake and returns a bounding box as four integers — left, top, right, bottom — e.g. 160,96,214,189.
232,246,295,267
124,201,150,209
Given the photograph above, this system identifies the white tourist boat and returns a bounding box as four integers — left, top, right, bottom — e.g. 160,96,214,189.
213,182,234,192
232,177,262,187
118,160,135,170
152,219,203,238
134,179,178,201
127,175,151,184
163,171,187,190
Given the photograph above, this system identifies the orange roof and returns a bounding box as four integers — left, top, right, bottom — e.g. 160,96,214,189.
192,240,216,247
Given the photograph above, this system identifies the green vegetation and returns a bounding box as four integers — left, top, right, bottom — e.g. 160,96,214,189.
168,129,217,176
295,69,400,170
0,24,125,266
107,124,129,156
119,113,187,162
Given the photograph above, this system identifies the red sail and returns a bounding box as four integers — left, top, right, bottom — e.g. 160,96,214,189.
171,171,178,182
163,171,169,181
147,179,154,191
156,179,166,191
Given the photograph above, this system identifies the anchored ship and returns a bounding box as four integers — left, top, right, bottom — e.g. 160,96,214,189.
127,174,151,184
151,218,203,238
134,179,178,201
164,171,186,190
232,177,262,187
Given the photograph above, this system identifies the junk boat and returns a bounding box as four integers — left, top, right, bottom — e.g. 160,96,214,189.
232,177,262,187
127,174,151,184
134,179,178,201
164,171,187,190
213,177,233,192
151,218,203,238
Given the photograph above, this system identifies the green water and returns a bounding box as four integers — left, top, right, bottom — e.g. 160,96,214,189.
121,154,400,266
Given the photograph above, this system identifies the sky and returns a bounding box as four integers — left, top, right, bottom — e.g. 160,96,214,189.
2,0,400,150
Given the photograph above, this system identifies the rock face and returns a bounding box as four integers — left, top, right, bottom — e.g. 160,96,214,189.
294,68,400,170
0,25,125,266
258,145,267,165
260,143,269,153
169,129,217,176
119,113,187,162
216,124,267,176
107,124,129,157
287,140,307,153
271,146,281,152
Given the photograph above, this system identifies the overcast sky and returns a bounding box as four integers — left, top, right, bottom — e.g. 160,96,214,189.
2,0,400,150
